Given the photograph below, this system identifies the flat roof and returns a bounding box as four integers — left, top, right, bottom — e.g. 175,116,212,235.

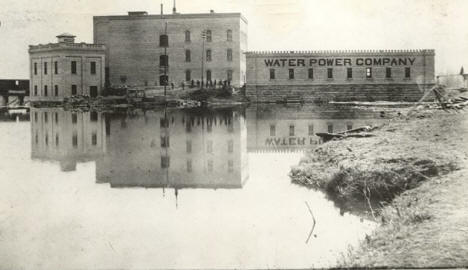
245,49,435,57
93,12,248,24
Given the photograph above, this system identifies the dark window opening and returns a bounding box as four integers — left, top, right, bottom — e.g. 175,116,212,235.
92,133,97,146
269,69,275,80
308,68,314,79
159,55,169,67
185,30,191,42
34,63,37,75
71,85,77,95
54,61,58,74
185,50,191,62
289,69,294,79
227,29,232,41
227,49,233,61
270,124,276,136
90,111,98,122
44,62,48,75
71,61,77,74
405,67,411,78
159,34,169,47
386,67,392,78
90,62,96,75
44,85,48,96
161,156,170,168
185,70,191,81
72,113,77,124
54,85,58,96
206,49,212,62
206,30,212,42
327,68,333,79
347,68,353,79
289,124,295,136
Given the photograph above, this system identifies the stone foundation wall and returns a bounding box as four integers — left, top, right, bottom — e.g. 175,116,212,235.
246,84,435,103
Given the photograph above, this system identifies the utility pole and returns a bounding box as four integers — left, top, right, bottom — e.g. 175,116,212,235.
164,21,168,96
201,30,206,90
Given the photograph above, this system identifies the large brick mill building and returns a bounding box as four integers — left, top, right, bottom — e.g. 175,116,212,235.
93,10,248,88
245,50,435,102
29,34,106,102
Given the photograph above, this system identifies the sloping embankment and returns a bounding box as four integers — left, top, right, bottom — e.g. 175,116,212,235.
290,109,468,267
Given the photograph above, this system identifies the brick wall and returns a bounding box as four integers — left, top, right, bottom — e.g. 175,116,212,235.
94,13,248,88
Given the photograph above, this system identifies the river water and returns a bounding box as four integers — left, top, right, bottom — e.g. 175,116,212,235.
0,104,382,269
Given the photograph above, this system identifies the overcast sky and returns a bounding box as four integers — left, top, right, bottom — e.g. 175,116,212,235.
1,0,467,78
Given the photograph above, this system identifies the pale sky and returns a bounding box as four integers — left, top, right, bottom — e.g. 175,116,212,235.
1,0,467,78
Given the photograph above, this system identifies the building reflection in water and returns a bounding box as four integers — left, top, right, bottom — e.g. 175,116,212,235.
30,107,106,171
247,104,386,152
30,105,384,193
95,108,249,191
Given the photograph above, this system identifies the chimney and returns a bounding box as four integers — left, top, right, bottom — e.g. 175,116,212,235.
172,0,177,14
210,10,215,13
161,3,163,16
56,33,76,44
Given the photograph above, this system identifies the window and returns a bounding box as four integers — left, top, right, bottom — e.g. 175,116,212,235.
54,61,58,74
270,124,276,136
92,132,97,146
54,85,58,96
308,124,314,136
90,62,96,75
185,30,191,42
44,112,48,123
289,69,294,79
160,118,169,128
206,30,212,42
308,68,314,79
160,55,168,67
55,134,59,146
159,34,169,47
44,62,48,75
185,70,191,81
71,85,77,95
227,70,233,81
45,134,48,146
186,140,192,153
34,63,37,75
206,70,212,81
90,111,98,122
72,113,77,124
289,124,295,136
227,48,233,61
327,123,333,133
366,67,372,78
227,29,232,41
228,160,234,172
161,135,170,148
228,140,234,153
207,140,213,153
55,112,58,124
327,68,333,79
71,61,77,74
34,85,38,96
405,67,411,78
161,156,170,168
206,49,212,62
34,112,38,122
347,68,353,79
347,124,353,131
207,159,213,172
386,67,392,78
44,85,48,96
187,160,192,172
269,69,275,80
72,133,78,148
185,50,191,62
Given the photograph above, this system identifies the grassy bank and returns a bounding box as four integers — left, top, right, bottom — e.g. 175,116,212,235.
290,108,468,267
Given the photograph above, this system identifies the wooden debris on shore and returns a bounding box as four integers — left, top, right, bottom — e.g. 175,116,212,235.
316,125,378,142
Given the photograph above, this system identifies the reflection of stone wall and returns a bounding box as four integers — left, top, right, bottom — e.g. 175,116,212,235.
30,108,106,171
246,104,385,152
96,108,248,189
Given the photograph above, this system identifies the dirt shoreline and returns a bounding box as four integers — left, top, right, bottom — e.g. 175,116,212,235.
290,106,468,267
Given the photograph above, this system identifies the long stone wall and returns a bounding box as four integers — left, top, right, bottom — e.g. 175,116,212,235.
246,84,435,102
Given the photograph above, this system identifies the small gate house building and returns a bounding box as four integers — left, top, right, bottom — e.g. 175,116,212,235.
245,49,435,102
29,33,106,102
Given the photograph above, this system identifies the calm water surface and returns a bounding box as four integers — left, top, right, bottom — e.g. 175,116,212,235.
0,105,383,269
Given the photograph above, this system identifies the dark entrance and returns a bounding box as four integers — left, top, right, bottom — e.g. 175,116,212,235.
90,86,98,98
159,75,168,86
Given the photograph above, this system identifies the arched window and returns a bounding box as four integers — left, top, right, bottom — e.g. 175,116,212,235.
185,50,191,62
185,70,191,81
206,30,212,42
185,30,191,42
227,29,232,41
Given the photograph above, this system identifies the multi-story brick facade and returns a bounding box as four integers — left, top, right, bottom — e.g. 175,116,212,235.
93,11,248,88
246,50,435,102
29,34,106,102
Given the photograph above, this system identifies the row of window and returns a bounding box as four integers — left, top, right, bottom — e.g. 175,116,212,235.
184,29,233,43
161,156,234,173
269,123,355,137
269,67,412,80
185,48,233,62
34,111,99,124
185,69,233,82
33,61,97,76
34,132,98,147
33,85,98,97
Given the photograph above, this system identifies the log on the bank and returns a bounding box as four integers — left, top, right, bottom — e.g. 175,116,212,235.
316,131,375,142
